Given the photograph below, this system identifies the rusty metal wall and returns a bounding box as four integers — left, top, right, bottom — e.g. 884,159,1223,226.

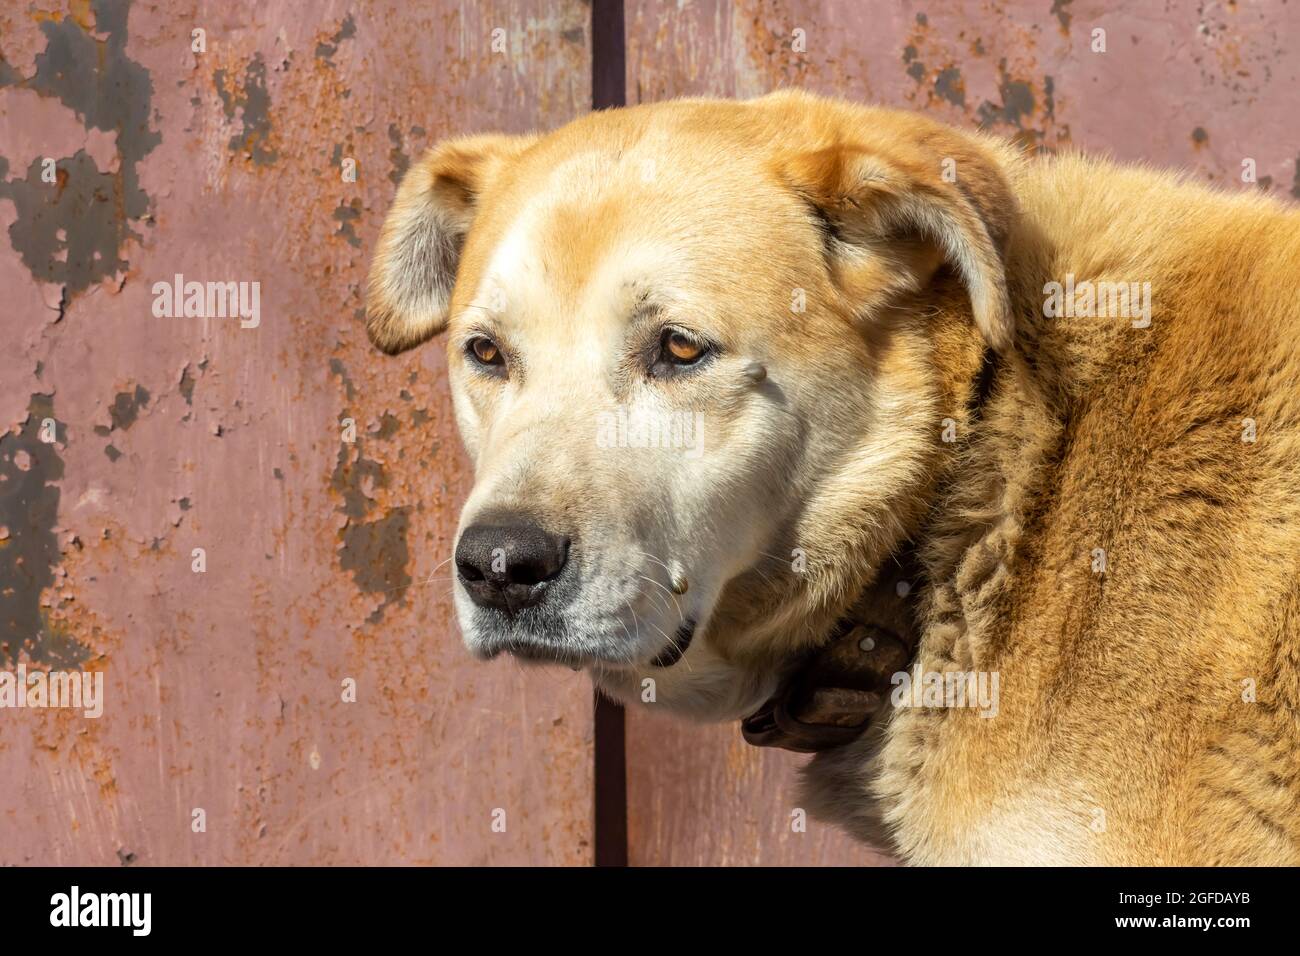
0,0,594,865
622,0,1300,866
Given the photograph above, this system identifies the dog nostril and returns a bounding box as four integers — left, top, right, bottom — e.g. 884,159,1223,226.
506,537,570,586
508,561,545,587
455,556,486,583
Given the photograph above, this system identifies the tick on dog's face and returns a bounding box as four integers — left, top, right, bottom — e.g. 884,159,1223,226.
366,92,1014,719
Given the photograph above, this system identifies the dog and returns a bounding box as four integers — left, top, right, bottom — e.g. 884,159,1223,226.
365,90,1300,865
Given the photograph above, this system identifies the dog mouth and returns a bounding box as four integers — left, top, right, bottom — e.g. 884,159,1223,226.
649,620,696,668
481,619,697,669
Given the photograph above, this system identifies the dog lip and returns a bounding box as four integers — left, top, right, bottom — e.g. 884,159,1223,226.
476,618,697,669
485,634,635,669
495,641,596,667
650,620,697,668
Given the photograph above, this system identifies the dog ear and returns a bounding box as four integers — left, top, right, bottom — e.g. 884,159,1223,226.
778,128,1016,351
366,133,536,354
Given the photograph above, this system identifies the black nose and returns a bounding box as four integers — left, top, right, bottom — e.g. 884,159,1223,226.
455,515,570,613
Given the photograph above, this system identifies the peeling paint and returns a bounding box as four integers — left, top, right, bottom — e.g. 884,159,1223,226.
902,44,925,83
178,363,196,405
387,123,410,186
315,14,357,62
340,507,413,624
331,439,412,621
371,411,400,440
328,353,412,622
332,197,362,247
976,60,1036,131
0,394,87,667
1050,0,1074,34
329,356,357,401
106,384,149,433
0,151,131,293
934,67,965,108
0,0,157,299
215,54,279,166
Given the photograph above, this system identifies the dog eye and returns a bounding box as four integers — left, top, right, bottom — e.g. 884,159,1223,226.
467,336,505,371
661,330,707,366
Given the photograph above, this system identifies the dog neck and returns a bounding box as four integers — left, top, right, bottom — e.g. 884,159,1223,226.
742,345,1004,752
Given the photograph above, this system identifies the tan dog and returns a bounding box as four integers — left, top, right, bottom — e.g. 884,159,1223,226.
366,90,1300,865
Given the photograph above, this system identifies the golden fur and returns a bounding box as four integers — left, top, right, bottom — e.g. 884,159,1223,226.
367,90,1300,865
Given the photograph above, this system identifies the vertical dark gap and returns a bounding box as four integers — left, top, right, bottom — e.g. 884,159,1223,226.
593,694,628,866
591,0,627,110
590,0,629,869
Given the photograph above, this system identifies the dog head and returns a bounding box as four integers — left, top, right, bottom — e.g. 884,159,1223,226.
366,91,1017,720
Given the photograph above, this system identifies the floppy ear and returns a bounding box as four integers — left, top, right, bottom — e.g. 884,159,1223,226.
779,130,1016,351
365,133,536,354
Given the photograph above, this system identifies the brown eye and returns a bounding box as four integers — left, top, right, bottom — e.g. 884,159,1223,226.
468,336,503,368
649,327,715,378
664,330,704,365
